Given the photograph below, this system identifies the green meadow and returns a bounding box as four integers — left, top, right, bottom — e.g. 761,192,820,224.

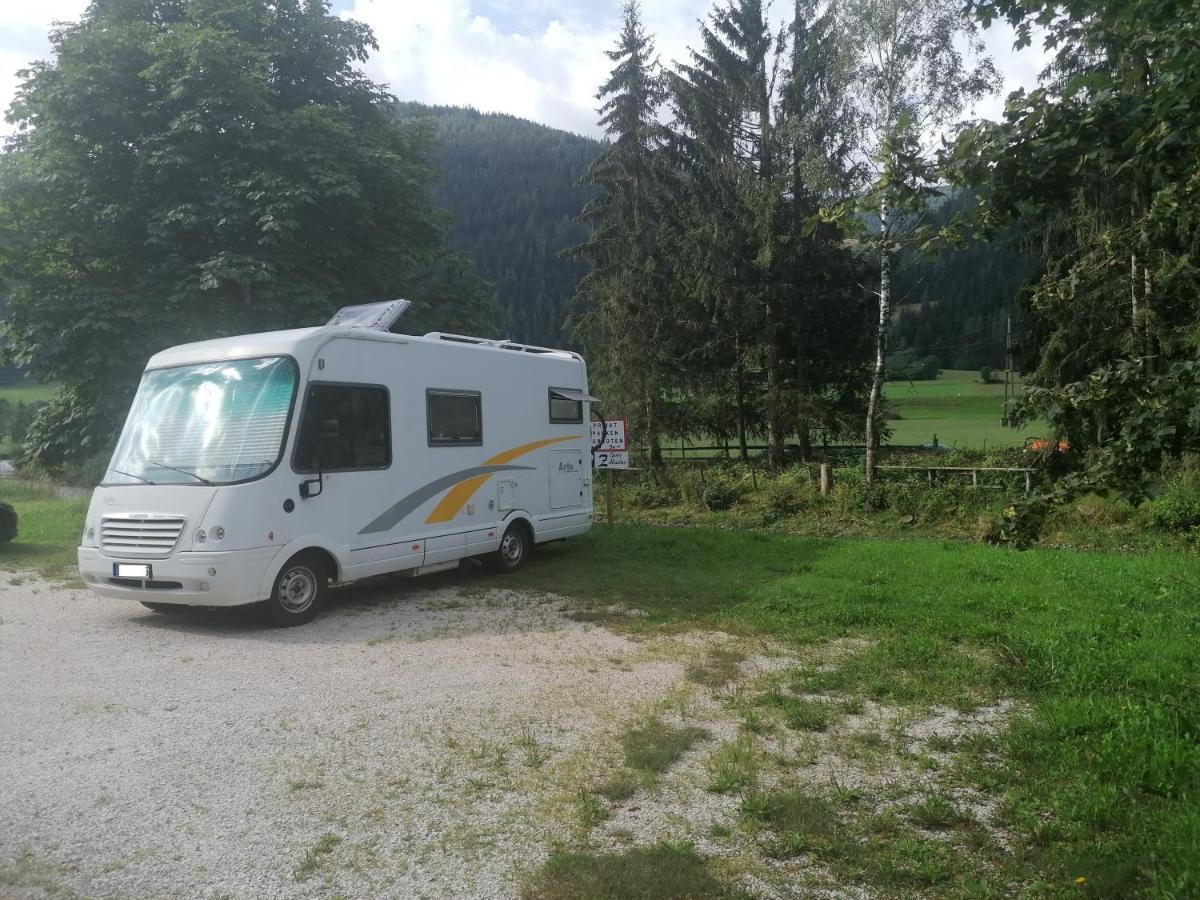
883,369,1044,449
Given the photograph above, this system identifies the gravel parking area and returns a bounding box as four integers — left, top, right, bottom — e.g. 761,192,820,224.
0,575,701,899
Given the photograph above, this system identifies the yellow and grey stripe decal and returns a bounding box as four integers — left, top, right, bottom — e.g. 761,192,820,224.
357,436,576,535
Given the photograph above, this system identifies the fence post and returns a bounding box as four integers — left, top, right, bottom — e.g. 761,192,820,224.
971,470,979,488
820,463,834,496
1024,470,1032,495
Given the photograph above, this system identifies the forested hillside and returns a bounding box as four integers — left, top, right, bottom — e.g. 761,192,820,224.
890,192,1034,371
399,103,1027,371
395,103,602,347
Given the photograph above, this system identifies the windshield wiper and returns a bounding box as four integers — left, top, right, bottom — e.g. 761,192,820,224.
109,468,155,485
147,460,213,485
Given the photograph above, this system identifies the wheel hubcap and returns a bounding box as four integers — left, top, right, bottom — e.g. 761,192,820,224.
279,566,316,613
501,532,523,564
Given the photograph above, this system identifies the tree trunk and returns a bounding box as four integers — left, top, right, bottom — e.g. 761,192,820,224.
794,335,811,462
644,388,663,468
865,203,892,483
764,301,784,470
735,334,749,462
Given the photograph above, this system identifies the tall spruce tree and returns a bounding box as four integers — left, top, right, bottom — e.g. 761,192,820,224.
667,0,870,464
777,0,872,456
572,1,670,465
670,0,791,466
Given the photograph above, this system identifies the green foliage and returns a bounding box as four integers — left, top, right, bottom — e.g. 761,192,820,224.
700,476,741,512
1145,471,1200,532
978,366,994,384
950,0,1200,496
763,469,818,520
0,502,18,545
0,0,494,467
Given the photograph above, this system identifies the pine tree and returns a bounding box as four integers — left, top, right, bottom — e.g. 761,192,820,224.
572,1,671,465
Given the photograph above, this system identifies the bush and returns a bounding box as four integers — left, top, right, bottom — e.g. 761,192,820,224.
0,501,17,544
1146,474,1200,531
626,478,678,509
763,470,816,520
701,477,741,511
979,366,996,384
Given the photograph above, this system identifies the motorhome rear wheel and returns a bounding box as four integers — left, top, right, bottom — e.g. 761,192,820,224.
488,522,531,572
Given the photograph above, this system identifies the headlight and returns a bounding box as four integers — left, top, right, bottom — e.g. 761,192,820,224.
194,529,207,544
82,524,95,546
212,526,225,541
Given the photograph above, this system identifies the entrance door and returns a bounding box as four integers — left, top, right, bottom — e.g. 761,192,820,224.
549,450,585,510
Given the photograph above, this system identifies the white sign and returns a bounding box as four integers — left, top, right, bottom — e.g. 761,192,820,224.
591,419,627,451
593,450,630,470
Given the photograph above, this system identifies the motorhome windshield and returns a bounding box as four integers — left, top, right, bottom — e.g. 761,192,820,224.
104,356,298,486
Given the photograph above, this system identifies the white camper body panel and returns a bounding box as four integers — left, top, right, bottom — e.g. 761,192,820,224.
77,327,593,608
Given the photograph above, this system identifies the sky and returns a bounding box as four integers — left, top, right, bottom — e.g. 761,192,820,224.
0,1,1050,140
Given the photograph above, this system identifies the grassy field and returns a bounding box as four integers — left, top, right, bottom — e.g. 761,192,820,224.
2,483,1194,897
884,369,1043,449
509,529,1199,898
0,381,56,405
0,480,87,578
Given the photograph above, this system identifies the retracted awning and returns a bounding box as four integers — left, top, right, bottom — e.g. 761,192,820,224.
550,387,600,403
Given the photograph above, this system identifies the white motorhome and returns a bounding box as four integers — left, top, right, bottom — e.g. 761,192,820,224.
77,301,595,625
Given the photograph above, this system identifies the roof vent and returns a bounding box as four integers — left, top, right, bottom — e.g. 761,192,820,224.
327,299,411,332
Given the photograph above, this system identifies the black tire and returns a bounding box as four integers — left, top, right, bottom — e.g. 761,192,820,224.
486,522,532,573
260,554,327,627
0,501,17,545
140,602,181,612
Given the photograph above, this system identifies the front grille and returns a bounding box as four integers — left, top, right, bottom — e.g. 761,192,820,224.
100,514,186,557
107,578,184,590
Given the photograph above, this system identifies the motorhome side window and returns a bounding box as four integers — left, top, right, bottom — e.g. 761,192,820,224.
427,390,482,446
294,385,390,472
548,388,583,424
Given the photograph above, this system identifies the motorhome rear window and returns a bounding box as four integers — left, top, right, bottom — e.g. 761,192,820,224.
294,384,391,472
427,390,482,446
548,388,583,424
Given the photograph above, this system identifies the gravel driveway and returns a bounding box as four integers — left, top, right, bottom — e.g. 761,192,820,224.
0,574,698,899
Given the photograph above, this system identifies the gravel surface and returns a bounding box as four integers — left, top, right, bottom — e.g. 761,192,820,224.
0,576,703,899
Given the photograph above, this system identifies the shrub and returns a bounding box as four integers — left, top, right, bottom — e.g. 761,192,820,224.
1147,488,1200,531
0,501,18,544
763,469,816,520
979,366,996,384
628,480,680,509
701,477,741,511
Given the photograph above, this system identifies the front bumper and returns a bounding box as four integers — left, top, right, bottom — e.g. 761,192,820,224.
77,546,283,607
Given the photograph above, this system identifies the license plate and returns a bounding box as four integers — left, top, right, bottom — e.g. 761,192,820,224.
114,563,151,578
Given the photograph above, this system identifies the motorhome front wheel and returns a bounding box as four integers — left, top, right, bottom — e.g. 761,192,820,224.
262,554,327,626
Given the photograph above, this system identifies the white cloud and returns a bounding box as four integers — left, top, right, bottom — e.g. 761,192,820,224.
0,0,88,130
0,1,1051,139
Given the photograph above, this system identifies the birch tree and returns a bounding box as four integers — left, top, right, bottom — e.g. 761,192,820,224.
836,0,998,480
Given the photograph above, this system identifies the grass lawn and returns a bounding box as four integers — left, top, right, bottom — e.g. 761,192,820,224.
0,382,57,405
0,480,87,579
884,368,1046,449
508,528,1199,898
